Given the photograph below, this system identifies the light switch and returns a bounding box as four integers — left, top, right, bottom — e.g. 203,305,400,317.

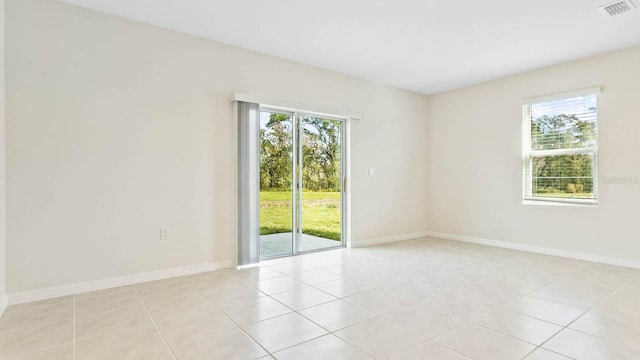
368,168,376,177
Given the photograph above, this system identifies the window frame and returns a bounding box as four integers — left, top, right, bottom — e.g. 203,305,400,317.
522,87,600,206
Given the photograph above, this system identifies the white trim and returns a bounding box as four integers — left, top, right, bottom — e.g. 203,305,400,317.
344,119,352,249
522,90,600,205
249,107,352,259
7,260,234,305
231,92,363,120
0,294,7,316
230,100,239,267
350,231,431,248
426,231,640,269
237,263,260,270
522,86,602,104
522,198,598,206
526,148,597,157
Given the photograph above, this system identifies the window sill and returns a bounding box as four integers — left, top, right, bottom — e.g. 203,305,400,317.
522,198,598,207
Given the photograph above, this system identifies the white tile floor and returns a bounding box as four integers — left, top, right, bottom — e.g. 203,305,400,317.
1,237,639,359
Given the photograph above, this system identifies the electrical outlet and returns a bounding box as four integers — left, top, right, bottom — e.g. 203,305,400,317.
160,227,170,241
495,212,503,222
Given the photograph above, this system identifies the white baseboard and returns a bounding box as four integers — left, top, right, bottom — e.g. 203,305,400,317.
427,231,640,270
9,231,638,305
350,231,431,248
0,294,7,316
7,260,235,305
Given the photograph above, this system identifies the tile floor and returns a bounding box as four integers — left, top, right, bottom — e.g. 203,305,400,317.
1,237,639,359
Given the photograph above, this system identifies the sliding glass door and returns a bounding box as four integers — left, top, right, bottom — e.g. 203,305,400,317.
259,110,344,259
298,116,343,252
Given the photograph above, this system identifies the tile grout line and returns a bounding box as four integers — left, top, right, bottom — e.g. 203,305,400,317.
426,342,475,360
382,294,478,360
6,243,635,359
431,300,532,359
265,332,330,357
132,284,178,360
287,286,433,359
270,261,518,358
467,262,606,359
380,267,574,360
194,286,275,358
196,266,383,358
319,254,632,359
317,250,630,351
474,263,633,359
261,283,374,357
528,273,637,359
474,321,567,360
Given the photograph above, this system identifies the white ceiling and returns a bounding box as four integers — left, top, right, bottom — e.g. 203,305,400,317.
59,0,640,94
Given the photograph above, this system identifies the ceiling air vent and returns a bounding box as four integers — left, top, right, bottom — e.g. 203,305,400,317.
599,0,636,16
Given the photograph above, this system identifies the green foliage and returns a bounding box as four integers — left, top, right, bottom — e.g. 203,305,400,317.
260,113,293,190
260,113,341,192
300,117,342,191
530,110,596,198
258,113,342,240
531,113,597,150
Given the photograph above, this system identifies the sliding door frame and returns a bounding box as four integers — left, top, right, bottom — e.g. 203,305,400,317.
259,106,347,259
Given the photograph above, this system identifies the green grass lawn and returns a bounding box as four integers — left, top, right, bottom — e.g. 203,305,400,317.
260,191,341,241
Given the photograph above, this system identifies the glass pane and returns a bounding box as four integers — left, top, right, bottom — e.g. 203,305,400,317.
259,111,294,258
531,154,595,199
299,116,342,251
530,94,597,151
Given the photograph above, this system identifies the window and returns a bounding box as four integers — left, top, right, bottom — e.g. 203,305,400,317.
523,89,599,204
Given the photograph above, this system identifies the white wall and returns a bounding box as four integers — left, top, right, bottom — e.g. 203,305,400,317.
5,0,429,293
426,45,640,262
0,0,6,311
